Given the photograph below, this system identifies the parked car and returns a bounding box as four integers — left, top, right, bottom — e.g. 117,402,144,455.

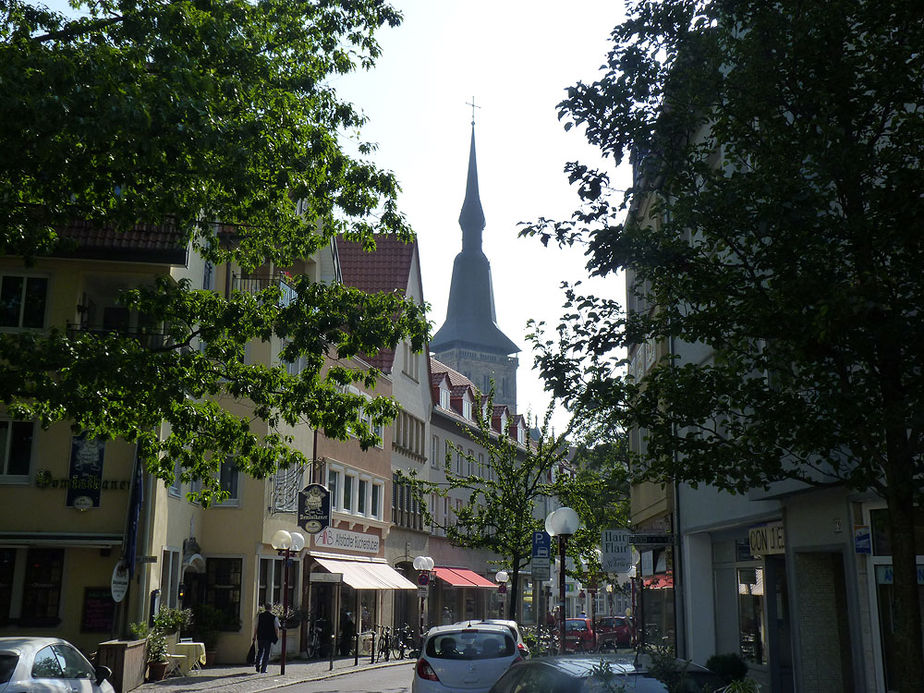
488,653,726,693
596,615,632,650
456,619,530,658
563,617,596,653
412,623,524,693
0,636,115,693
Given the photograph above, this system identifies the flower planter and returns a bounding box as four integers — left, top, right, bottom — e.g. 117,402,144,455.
147,660,168,682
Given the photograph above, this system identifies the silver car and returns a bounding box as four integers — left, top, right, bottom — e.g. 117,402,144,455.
0,637,115,693
413,623,523,693
456,619,530,658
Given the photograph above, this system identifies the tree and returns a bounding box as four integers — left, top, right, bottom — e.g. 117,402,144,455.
405,404,568,622
523,1,924,689
0,0,429,502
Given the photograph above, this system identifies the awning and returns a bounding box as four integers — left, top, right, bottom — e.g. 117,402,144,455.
433,567,497,588
643,573,674,590
314,557,416,590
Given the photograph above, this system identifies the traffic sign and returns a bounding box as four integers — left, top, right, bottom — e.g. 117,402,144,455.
532,531,551,559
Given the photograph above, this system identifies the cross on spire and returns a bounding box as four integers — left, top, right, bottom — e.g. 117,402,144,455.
466,96,481,126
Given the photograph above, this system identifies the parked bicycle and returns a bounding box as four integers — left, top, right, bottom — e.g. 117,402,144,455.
392,623,417,659
375,624,392,662
305,617,325,659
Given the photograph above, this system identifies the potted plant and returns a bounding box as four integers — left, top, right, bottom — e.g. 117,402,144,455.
130,621,169,681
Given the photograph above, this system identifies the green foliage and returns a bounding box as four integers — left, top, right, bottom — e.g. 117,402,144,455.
400,399,568,620
0,1,430,501
521,1,924,688
705,652,749,684
153,606,192,635
131,606,191,662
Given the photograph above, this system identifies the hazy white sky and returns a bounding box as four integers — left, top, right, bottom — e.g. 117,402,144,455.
332,1,631,431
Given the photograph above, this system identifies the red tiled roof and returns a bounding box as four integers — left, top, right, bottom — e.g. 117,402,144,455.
336,235,419,373
55,220,188,263
430,358,480,393
337,235,416,295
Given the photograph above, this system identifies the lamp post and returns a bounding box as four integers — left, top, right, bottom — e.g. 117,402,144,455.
545,507,580,654
495,570,509,619
413,556,434,640
271,529,304,675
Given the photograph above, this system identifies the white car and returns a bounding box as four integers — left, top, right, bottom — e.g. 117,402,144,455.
455,619,530,658
413,623,523,693
0,637,115,693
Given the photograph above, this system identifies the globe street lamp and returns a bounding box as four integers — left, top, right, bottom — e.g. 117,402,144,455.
545,507,580,654
495,570,509,619
413,556,434,639
271,529,304,674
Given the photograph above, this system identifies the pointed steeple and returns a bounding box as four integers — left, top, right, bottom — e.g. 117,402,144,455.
431,123,519,358
459,125,485,252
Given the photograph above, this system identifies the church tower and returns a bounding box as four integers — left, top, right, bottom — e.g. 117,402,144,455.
430,122,519,411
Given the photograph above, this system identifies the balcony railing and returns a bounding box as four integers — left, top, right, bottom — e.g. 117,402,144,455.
232,273,297,305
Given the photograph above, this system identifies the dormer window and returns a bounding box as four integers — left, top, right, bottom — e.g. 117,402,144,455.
462,397,472,420
439,383,450,409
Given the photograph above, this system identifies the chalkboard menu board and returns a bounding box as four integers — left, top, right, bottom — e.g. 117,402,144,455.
81,587,115,633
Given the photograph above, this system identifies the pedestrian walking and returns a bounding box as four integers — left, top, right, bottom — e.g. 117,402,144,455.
253,603,280,673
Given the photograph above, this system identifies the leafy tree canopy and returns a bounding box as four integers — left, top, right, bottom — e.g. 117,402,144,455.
522,0,923,688
0,0,429,503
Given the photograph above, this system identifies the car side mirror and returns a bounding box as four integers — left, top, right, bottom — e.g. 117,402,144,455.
95,665,112,686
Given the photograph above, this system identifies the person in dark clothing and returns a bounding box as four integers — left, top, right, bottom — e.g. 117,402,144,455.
253,603,280,673
339,611,355,656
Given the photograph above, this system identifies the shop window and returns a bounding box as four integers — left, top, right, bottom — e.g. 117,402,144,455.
259,557,298,610
737,567,767,665
0,548,14,625
0,275,47,328
21,548,64,627
206,558,242,628
0,420,33,478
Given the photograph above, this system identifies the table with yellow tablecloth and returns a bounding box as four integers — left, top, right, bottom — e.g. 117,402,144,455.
171,642,206,675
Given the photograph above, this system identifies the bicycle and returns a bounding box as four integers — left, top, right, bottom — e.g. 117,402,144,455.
305,618,325,659
393,624,416,660
375,624,392,662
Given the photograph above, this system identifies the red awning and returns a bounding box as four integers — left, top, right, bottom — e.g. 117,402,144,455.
433,567,497,588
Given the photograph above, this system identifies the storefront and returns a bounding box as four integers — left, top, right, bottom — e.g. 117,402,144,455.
430,566,496,624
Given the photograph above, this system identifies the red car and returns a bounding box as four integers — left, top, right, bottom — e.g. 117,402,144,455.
563,618,595,652
595,615,632,650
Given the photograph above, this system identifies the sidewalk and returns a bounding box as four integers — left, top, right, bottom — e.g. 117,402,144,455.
134,655,413,693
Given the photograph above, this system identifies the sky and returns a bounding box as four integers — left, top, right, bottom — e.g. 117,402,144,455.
42,0,632,433
331,1,632,431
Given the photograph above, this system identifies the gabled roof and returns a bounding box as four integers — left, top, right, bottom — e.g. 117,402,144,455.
336,235,419,373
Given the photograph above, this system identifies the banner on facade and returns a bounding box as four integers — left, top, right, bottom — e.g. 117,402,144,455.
67,435,105,509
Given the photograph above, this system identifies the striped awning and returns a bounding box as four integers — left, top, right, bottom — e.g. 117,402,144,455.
433,567,497,588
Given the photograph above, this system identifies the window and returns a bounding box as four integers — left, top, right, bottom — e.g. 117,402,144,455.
203,261,214,291
206,558,242,628
439,384,450,409
431,435,440,469
358,478,368,514
168,458,182,497
0,420,33,478
456,450,463,475
218,458,239,505
478,453,485,478
737,567,766,664
462,398,473,420
444,440,451,470
161,549,181,608
0,549,14,625
343,474,355,512
394,412,425,460
402,343,419,381
371,483,382,519
259,557,298,610
468,449,475,477
0,275,47,328
328,468,340,510
21,548,63,626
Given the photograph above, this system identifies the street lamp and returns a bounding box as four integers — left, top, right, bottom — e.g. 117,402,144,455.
271,529,304,674
413,556,434,638
545,507,580,654
495,570,509,619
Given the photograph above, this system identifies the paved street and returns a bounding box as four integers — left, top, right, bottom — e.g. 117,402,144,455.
135,656,413,693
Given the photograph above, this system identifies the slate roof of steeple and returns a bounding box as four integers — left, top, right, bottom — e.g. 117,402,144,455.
430,125,519,356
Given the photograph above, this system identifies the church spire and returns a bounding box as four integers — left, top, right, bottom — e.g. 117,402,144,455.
459,124,485,252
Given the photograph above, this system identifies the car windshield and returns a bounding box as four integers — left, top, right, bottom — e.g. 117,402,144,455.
0,654,17,683
426,631,514,660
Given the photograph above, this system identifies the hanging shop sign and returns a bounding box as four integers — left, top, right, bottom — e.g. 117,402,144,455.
297,483,331,534
67,435,106,509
